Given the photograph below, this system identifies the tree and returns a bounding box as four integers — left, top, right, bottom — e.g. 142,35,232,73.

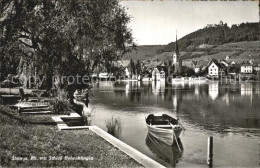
130,59,135,75
136,59,141,75
192,60,198,67
0,0,135,90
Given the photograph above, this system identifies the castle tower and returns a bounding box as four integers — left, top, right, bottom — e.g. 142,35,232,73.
173,32,182,73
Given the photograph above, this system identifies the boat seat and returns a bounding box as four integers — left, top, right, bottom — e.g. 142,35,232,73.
153,125,172,128
152,121,169,125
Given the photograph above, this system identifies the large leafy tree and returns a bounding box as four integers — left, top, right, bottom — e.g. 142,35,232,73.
0,0,134,89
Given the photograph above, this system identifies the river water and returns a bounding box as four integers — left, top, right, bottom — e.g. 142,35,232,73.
87,81,259,167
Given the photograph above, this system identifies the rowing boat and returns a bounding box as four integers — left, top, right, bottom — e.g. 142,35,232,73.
145,114,183,145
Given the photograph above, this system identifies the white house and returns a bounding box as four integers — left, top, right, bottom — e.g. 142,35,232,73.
194,67,200,73
225,55,230,61
160,71,165,80
124,67,130,78
230,61,236,65
253,63,260,72
152,68,160,81
241,64,253,74
208,60,225,77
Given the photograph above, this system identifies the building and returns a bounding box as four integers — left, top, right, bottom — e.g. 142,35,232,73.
173,32,182,74
240,64,253,74
230,61,236,65
194,67,200,73
124,67,130,79
152,67,166,81
152,68,160,81
225,55,230,61
220,60,229,67
253,64,260,72
208,60,225,77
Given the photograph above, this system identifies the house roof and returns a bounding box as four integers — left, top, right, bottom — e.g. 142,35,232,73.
156,65,168,72
209,60,226,69
117,60,130,67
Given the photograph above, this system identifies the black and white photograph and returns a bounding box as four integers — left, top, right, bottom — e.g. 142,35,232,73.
0,0,259,167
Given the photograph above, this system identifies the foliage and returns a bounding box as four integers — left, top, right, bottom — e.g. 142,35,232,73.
180,66,195,77
164,22,259,52
0,0,135,90
129,59,135,74
136,59,141,74
50,98,70,114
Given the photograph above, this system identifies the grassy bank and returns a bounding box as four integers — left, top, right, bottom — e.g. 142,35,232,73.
0,106,143,167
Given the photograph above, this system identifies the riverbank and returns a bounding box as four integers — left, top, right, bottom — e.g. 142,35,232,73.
0,106,143,167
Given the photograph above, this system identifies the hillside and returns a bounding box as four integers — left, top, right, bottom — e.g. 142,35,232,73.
122,41,259,68
122,22,260,68
164,22,259,52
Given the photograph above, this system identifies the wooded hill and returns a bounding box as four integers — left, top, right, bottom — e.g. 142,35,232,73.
163,22,259,52
122,22,260,67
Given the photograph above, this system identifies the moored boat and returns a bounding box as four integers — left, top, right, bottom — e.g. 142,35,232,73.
146,132,183,167
145,114,183,145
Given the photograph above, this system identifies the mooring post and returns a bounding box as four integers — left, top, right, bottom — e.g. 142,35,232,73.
207,136,213,167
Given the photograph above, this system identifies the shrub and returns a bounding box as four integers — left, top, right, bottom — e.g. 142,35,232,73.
50,99,70,114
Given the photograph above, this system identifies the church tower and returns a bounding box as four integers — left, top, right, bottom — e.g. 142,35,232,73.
173,32,182,73
259,1,260,58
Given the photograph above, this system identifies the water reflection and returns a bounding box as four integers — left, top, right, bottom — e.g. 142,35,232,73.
105,117,122,138
172,81,185,89
152,81,165,95
146,133,183,167
91,81,260,132
240,83,253,96
89,81,260,167
208,82,219,100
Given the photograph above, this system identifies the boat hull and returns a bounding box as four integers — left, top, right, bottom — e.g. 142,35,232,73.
146,132,183,167
147,125,182,145
145,114,183,145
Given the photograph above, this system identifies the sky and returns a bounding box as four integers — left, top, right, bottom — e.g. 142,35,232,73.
119,0,259,45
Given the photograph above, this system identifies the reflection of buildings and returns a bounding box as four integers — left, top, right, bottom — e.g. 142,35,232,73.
172,81,185,89
241,83,253,105
208,82,219,100
222,93,230,106
255,84,260,95
125,82,129,96
241,83,253,96
172,91,182,114
172,94,178,113
194,84,199,96
125,81,141,96
152,81,165,95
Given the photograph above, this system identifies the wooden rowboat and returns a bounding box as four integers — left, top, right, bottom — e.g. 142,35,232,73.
145,114,183,145
146,132,183,167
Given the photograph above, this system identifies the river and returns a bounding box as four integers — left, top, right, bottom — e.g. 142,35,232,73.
87,81,259,167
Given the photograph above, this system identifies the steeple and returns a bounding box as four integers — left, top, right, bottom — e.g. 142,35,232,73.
175,30,179,55
259,1,260,58
172,30,182,74
173,30,179,64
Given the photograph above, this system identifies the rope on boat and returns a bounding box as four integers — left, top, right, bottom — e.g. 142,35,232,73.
170,123,182,152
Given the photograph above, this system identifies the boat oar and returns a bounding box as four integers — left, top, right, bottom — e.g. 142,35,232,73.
169,123,182,152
